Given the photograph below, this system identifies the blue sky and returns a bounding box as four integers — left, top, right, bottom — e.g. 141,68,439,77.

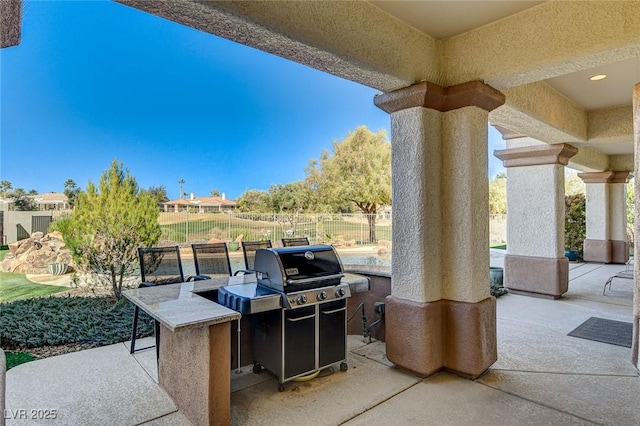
1,0,505,200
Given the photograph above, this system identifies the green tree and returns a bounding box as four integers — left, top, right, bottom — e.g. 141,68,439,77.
141,185,169,206
266,182,312,213
210,189,221,197
236,189,270,212
489,173,507,214
11,188,37,211
565,171,585,196
68,160,161,299
307,126,391,243
266,182,313,236
63,179,81,208
565,193,586,259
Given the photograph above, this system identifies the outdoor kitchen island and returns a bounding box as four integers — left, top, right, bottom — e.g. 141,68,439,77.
123,254,372,426
123,278,240,426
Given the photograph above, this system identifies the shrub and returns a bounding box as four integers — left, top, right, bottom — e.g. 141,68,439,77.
565,193,586,259
0,296,153,349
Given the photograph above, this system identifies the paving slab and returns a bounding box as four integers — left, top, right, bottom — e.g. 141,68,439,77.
494,317,636,375
139,411,193,425
344,372,592,426
230,351,420,426
128,337,158,381
5,343,178,425
478,370,640,426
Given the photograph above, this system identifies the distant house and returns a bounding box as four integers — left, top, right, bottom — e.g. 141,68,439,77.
32,193,69,211
162,193,236,213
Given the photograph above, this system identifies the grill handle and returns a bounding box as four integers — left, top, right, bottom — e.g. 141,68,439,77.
321,307,347,315
286,273,344,285
286,313,316,322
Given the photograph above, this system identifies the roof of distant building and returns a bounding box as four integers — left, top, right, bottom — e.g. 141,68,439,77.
163,196,236,207
33,192,68,202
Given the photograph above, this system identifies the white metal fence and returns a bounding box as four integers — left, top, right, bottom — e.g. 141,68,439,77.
156,211,508,247
156,212,393,247
1,210,508,247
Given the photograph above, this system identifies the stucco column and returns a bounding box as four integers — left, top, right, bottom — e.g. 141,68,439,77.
632,82,640,368
375,81,504,379
494,139,577,299
579,171,631,264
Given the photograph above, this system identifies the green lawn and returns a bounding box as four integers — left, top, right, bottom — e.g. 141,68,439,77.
0,250,68,303
5,351,38,370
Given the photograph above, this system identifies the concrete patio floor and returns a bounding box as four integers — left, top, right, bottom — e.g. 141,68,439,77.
4,253,639,425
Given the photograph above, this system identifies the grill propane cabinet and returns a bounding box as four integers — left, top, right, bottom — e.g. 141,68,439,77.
218,245,357,391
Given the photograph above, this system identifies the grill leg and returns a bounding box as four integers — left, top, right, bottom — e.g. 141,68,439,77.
236,318,241,373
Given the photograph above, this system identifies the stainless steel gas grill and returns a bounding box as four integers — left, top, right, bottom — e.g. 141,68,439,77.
218,245,355,391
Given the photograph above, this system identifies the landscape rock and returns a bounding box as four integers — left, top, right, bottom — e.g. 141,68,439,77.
1,232,76,274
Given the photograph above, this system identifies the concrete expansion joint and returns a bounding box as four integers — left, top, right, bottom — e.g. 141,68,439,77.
568,265,603,282
474,376,596,425
339,379,423,425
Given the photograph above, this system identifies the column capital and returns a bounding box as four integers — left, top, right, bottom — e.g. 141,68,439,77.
492,125,525,141
578,171,632,183
494,144,578,168
374,80,505,114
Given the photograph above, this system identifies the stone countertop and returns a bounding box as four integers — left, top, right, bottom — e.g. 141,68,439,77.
123,270,377,332
122,277,240,332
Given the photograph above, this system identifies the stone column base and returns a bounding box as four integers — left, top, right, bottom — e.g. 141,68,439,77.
159,323,231,426
583,239,629,264
385,296,496,379
504,254,568,299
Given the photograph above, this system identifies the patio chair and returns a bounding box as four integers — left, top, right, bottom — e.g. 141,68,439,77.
191,243,233,278
131,246,185,355
603,258,634,295
241,240,272,270
281,237,310,247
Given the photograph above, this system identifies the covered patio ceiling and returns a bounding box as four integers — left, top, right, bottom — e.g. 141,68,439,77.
112,0,639,173
4,1,637,170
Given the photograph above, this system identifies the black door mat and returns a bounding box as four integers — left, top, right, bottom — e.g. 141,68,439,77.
567,317,632,348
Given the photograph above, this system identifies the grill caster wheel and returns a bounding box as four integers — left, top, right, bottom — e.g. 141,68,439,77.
340,362,348,372
278,383,285,392
252,363,262,374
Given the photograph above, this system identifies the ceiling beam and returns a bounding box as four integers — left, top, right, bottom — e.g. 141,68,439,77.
588,106,634,145
490,81,588,143
443,1,640,89
117,0,441,92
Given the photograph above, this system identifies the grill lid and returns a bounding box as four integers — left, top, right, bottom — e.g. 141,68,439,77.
254,245,344,292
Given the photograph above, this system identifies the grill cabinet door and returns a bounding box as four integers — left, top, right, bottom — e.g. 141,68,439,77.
319,299,347,368
284,306,316,379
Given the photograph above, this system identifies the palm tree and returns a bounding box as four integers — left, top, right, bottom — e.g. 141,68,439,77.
0,180,12,199
178,179,185,199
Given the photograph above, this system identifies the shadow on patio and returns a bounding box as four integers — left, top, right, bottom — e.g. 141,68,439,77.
4,258,639,425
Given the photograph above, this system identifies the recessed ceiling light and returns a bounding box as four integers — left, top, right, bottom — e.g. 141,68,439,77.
590,74,607,81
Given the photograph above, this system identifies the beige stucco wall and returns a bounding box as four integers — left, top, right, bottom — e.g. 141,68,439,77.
610,183,628,241
585,183,610,240
441,107,490,303
506,164,565,258
391,107,442,303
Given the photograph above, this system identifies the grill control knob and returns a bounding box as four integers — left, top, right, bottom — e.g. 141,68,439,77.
335,288,346,298
297,294,308,305
317,291,327,301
